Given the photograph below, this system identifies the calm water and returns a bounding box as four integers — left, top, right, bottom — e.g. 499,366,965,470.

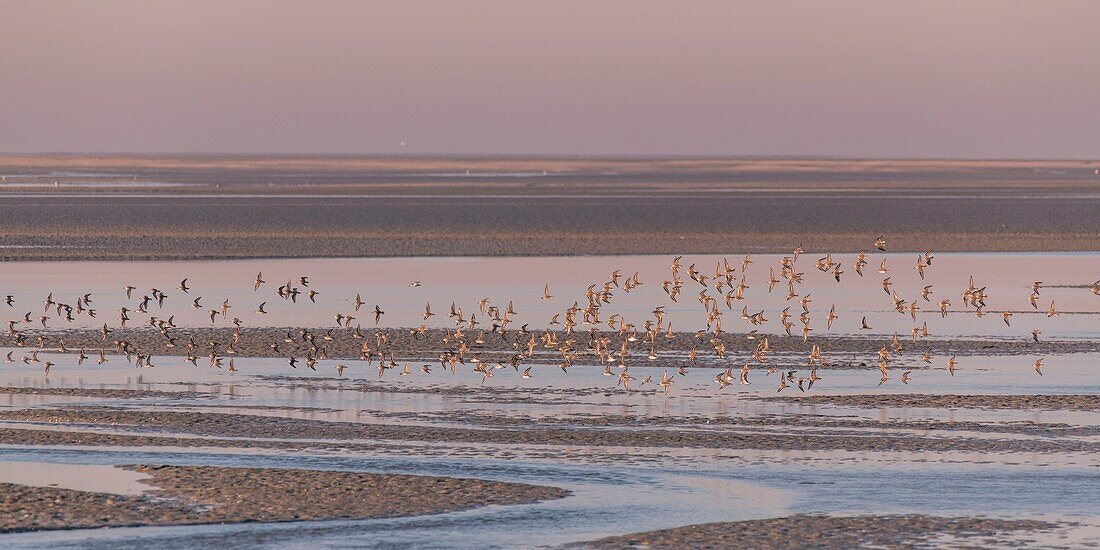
2,252,1100,338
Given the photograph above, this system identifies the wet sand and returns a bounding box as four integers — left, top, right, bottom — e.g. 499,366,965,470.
3,156,1100,259
1,361,1094,544
0,465,568,534
5,386,1092,438
2,327,1081,373
0,155,1095,544
574,514,1059,549
370,408,1100,437
3,155,1097,188
770,393,1100,411
2,407,1093,454
0,386,213,400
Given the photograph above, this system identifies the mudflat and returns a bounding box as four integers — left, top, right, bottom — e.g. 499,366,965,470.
1,155,1097,545
2,156,1100,259
573,514,1059,549
0,406,1094,454
0,464,568,533
3,327,1088,374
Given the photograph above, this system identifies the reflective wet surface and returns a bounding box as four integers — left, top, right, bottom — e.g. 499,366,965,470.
0,351,1096,547
0,254,1096,547
3,252,1100,338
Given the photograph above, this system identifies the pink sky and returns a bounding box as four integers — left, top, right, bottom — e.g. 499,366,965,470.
1,1,1097,157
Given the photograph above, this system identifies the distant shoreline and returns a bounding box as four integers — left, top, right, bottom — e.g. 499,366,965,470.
1,156,1098,260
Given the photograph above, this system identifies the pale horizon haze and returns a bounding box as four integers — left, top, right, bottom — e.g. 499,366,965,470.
1,1,1098,158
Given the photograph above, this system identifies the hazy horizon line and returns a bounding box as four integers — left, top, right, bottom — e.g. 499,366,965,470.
1,151,1097,163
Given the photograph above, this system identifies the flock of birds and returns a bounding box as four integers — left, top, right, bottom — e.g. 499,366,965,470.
3,236,1092,393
